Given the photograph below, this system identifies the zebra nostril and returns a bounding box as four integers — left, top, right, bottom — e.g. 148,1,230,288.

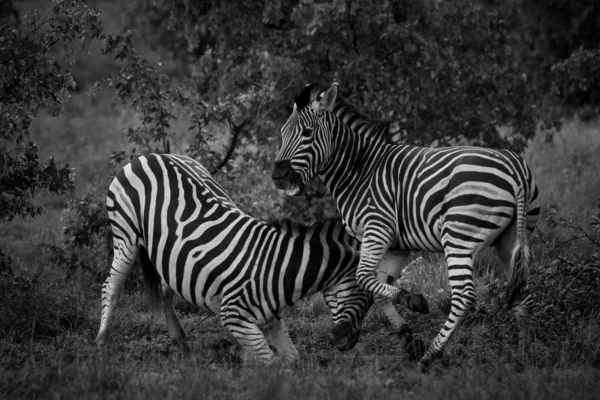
272,160,293,180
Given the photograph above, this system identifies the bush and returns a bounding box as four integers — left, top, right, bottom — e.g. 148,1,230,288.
552,46,600,115
0,0,103,222
0,270,91,343
530,201,600,363
47,192,112,284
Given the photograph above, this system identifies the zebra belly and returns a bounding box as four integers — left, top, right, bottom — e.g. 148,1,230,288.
151,246,281,326
395,214,444,253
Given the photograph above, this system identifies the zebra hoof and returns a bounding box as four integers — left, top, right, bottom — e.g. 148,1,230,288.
408,294,429,314
417,361,429,373
406,338,427,361
95,332,108,350
174,338,191,354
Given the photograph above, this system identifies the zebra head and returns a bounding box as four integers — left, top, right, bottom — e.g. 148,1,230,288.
272,82,339,195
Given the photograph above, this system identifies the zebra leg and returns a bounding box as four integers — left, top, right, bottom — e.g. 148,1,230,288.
323,277,373,351
263,318,300,363
511,292,533,364
96,243,139,349
375,249,412,341
220,308,275,364
374,296,411,341
494,220,532,364
162,284,189,352
379,250,430,314
355,227,403,301
323,285,345,343
418,254,476,370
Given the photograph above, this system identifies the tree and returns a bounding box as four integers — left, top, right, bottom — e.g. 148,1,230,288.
119,0,550,152
0,0,103,221
90,0,600,221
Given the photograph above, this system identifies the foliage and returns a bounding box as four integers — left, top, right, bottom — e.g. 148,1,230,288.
50,191,113,283
97,26,275,173
0,0,103,222
62,191,111,249
551,46,600,115
121,0,546,153
0,267,90,343
537,201,600,322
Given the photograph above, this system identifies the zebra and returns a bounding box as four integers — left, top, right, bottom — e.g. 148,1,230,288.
95,153,425,363
271,82,541,370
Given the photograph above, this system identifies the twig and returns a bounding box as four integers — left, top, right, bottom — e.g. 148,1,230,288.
186,314,212,336
209,119,249,174
556,234,587,245
556,265,600,308
565,223,600,248
126,315,154,337
557,255,578,267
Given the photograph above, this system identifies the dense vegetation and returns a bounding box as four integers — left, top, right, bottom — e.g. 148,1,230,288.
1,0,600,398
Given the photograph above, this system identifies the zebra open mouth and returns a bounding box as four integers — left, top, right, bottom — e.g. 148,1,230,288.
286,183,301,196
271,161,305,196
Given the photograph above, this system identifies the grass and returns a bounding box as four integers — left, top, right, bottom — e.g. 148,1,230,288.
524,116,600,222
2,275,600,399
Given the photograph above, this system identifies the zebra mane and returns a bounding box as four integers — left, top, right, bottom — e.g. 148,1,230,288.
331,97,394,141
294,82,329,110
294,82,399,143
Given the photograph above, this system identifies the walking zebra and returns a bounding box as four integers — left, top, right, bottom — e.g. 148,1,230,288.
271,82,541,370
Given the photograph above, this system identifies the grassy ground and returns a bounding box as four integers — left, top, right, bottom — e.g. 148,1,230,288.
2,1,600,398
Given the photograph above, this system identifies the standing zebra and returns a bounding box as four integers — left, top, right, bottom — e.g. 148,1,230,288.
271,82,541,370
96,153,409,364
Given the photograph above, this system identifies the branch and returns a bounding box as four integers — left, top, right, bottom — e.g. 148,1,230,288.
208,119,248,174
565,223,600,248
556,265,600,308
556,234,588,245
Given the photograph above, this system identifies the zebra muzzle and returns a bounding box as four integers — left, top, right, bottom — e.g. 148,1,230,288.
271,161,305,195
329,321,361,351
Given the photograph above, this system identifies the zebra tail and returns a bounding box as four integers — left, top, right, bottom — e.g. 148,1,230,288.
506,188,531,309
139,246,162,316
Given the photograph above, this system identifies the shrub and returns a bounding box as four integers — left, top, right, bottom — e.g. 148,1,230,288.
0,268,91,343
48,192,112,284
0,0,103,222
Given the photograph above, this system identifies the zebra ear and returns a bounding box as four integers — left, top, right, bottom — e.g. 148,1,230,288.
316,83,338,112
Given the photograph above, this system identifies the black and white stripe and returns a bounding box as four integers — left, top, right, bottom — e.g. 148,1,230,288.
95,153,374,363
272,82,540,369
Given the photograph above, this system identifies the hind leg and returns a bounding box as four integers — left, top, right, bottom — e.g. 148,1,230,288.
162,285,189,352
494,221,532,363
220,306,275,364
96,242,139,349
264,318,299,363
418,252,476,370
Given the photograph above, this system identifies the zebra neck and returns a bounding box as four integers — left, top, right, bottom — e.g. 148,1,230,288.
319,117,391,200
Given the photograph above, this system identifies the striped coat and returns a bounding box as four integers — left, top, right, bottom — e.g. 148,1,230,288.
272,82,540,369
96,153,373,363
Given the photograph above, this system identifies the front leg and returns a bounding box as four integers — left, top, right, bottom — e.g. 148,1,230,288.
355,224,402,301
373,250,411,339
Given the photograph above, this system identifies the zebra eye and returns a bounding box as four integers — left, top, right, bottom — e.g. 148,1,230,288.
301,127,313,137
